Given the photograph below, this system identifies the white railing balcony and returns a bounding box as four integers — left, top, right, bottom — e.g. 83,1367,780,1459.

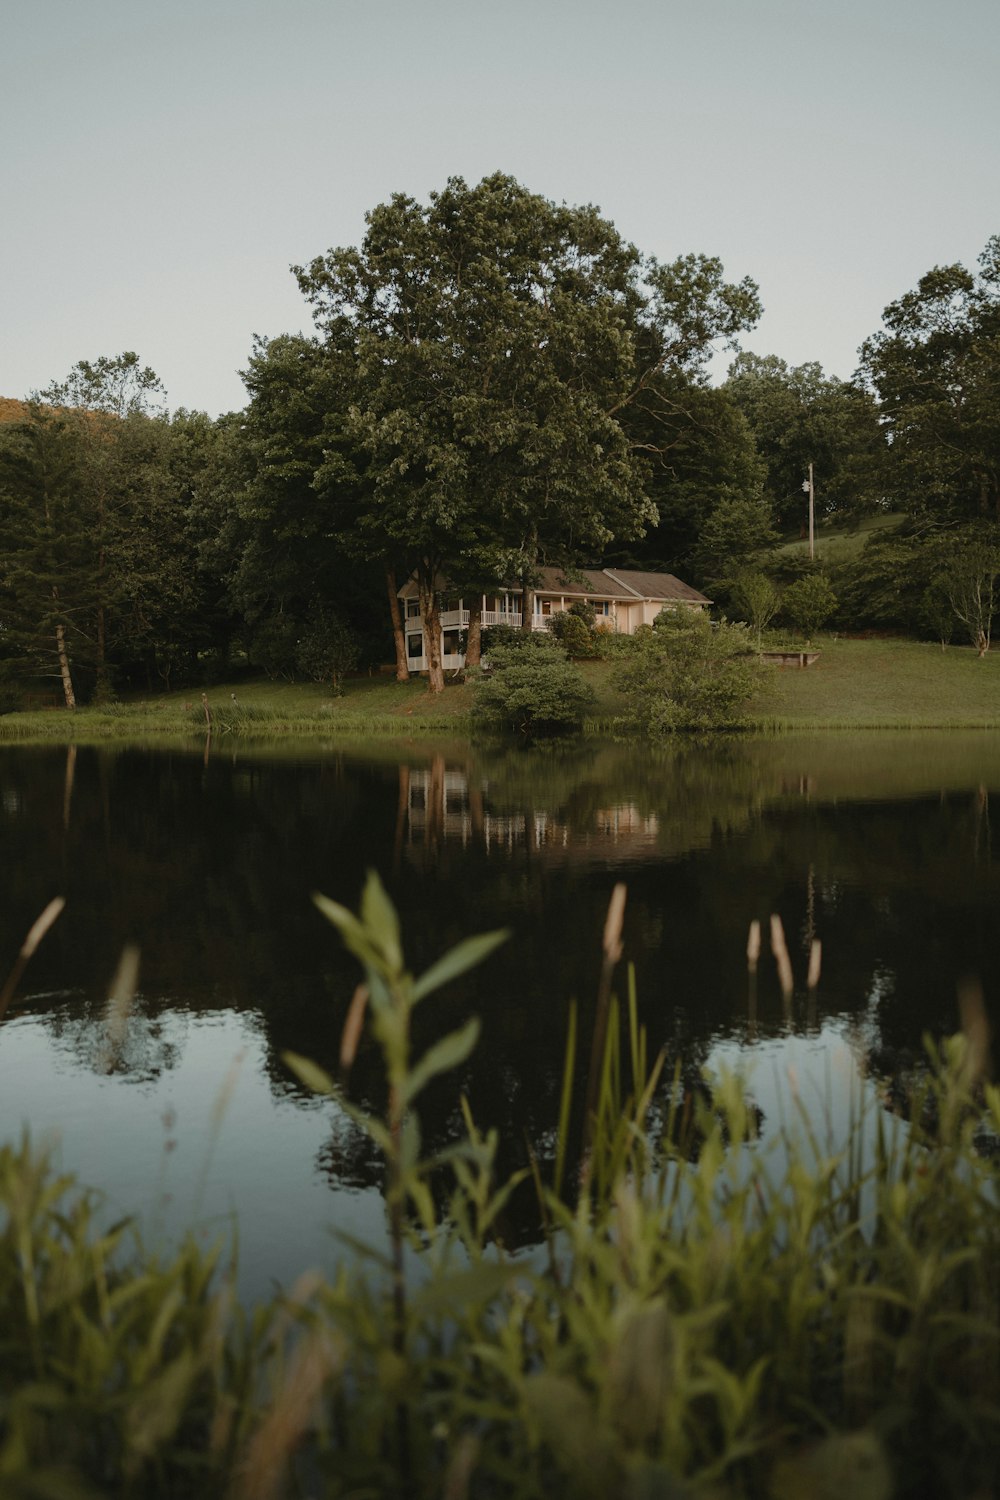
482,610,522,628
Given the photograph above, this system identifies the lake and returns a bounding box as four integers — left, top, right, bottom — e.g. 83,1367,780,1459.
0,732,997,1300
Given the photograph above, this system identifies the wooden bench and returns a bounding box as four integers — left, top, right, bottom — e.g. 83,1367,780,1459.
761,651,820,669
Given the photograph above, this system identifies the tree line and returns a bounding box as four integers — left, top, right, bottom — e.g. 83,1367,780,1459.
1,173,998,705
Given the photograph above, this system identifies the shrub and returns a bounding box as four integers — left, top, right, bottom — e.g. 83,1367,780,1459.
472,632,596,735
548,610,596,658
616,609,769,731
731,570,782,648
295,612,360,692
781,572,838,640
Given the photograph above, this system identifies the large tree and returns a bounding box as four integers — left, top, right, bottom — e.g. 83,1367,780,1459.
858,238,1000,525
213,333,392,679
725,353,884,528
34,353,168,697
294,174,760,689
0,407,99,706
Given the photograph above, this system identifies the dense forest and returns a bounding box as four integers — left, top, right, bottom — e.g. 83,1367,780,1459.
1,174,998,705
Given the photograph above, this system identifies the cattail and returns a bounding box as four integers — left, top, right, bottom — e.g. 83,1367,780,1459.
746,919,762,972
602,883,627,964
770,914,794,997
807,938,822,990
957,976,992,1089
0,897,66,1025
340,984,369,1074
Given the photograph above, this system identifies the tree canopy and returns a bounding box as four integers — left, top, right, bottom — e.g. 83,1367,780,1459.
293,172,760,688
858,238,1000,525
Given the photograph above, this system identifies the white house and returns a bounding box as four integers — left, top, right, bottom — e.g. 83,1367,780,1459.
398,567,712,672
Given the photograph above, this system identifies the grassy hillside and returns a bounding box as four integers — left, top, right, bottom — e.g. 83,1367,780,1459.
773,509,905,568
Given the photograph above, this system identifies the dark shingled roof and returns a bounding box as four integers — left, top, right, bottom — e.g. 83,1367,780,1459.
534,567,711,606
535,567,636,600
603,569,712,605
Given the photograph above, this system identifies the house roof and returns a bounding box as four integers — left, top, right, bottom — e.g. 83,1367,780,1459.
398,566,711,606
535,567,711,606
534,567,636,600
603,569,712,605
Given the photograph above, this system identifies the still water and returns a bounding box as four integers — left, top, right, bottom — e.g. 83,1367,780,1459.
0,733,997,1300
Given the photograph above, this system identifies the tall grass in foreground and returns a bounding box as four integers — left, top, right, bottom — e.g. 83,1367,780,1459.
1,883,998,1498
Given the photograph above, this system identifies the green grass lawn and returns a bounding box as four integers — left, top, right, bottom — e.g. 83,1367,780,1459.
760,635,1000,728
2,635,999,741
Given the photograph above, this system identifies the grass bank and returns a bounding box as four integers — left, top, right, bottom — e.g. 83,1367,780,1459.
1,636,1000,742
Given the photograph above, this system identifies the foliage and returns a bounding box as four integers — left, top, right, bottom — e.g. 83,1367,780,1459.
547,608,596,658
858,238,1000,524
611,378,767,574
294,173,759,690
781,572,838,640
730,570,782,647
934,531,1000,655
616,609,769,731
920,578,957,647
472,631,597,735
0,362,237,702
725,352,886,525
690,490,780,593
3,882,1000,1498
294,611,361,691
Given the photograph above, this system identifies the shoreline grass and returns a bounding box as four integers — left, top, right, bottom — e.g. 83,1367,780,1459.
3,880,998,1498
2,636,1000,743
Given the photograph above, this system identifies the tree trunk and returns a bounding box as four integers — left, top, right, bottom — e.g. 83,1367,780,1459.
418,566,445,693
385,567,410,681
465,596,483,669
520,575,534,633
55,622,76,709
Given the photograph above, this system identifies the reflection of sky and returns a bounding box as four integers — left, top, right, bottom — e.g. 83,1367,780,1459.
704,1020,909,1235
708,1023,883,1155
0,1006,386,1304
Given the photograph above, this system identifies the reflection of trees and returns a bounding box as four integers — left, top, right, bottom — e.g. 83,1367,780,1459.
33,995,184,1082
0,737,997,1215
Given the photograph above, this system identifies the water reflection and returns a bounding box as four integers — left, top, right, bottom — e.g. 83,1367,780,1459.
0,733,996,1290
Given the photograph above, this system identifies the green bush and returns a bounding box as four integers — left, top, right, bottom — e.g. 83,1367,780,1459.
548,610,596,658
616,609,769,731
294,612,360,692
782,572,838,640
472,632,596,735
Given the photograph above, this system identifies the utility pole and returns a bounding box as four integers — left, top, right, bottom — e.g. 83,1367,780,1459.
802,464,815,561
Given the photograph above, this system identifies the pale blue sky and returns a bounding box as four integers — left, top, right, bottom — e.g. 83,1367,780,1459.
3,0,997,415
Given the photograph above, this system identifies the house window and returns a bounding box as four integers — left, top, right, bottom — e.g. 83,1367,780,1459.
405,599,420,619
595,601,611,616
443,630,462,656
407,634,422,658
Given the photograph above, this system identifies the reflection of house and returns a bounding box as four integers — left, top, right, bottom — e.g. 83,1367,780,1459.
404,764,660,862
399,567,711,673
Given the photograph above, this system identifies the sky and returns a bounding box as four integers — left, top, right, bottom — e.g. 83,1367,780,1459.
3,0,998,417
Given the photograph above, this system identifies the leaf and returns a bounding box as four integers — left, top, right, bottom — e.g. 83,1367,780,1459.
770,1431,892,1500
282,1051,336,1096
312,892,384,974
413,1261,521,1317
359,871,403,973
404,1019,481,1106
411,931,509,1003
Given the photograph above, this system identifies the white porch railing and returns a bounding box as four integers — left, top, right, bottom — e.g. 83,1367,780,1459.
409,610,529,631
